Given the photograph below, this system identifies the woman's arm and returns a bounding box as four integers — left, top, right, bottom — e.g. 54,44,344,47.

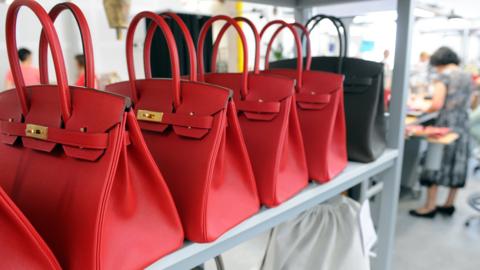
425,80,447,113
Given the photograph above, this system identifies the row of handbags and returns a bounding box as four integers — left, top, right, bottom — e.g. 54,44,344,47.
0,1,385,269
269,15,387,162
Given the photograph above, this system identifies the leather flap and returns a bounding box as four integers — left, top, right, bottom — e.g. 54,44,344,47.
344,76,373,94
236,100,280,121
110,79,230,140
172,81,229,139
172,126,210,139
22,86,62,152
296,92,331,110
0,85,127,161
0,89,22,145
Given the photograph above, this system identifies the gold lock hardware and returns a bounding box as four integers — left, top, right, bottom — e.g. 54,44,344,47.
136,109,163,123
25,124,48,140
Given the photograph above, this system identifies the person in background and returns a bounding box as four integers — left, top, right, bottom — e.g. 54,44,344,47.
410,51,432,96
410,47,473,218
4,48,40,89
74,54,87,87
382,49,393,92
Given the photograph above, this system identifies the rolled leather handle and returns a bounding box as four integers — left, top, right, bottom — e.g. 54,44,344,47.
305,15,346,73
126,11,181,107
143,12,197,81
210,16,260,74
197,15,249,98
264,22,312,71
38,2,95,88
260,20,303,90
6,0,72,120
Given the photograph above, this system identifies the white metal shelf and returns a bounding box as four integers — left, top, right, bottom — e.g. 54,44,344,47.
147,149,399,270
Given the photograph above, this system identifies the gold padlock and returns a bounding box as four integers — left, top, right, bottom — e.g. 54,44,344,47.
25,124,48,140
136,109,163,123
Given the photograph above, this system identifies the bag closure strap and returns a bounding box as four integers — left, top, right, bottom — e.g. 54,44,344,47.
0,120,109,149
136,109,213,129
235,100,281,114
296,92,331,104
344,77,373,87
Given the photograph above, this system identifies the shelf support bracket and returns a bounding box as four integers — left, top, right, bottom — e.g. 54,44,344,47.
373,0,415,270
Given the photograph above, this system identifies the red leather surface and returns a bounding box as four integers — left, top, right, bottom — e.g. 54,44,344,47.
0,187,61,270
106,12,259,242
0,2,183,269
260,21,348,183
198,16,308,207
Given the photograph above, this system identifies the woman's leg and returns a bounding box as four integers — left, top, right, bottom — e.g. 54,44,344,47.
416,184,438,213
443,188,458,207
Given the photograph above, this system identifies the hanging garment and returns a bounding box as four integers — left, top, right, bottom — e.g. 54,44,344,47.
106,12,260,243
192,15,308,207
261,196,370,270
260,20,348,183
0,186,61,270
0,2,183,269
269,15,387,163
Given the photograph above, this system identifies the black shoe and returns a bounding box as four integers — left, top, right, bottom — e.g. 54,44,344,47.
409,209,437,218
436,206,455,216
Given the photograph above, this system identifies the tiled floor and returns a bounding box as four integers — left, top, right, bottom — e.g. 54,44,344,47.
202,175,480,270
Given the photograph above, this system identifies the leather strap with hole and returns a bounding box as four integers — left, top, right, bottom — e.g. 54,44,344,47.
0,120,108,149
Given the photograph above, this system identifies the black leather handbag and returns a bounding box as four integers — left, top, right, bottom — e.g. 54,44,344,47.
269,15,386,162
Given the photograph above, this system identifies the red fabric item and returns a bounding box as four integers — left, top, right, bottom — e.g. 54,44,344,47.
0,186,61,270
0,2,183,269
194,16,308,207
5,65,40,87
261,21,348,183
75,72,85,86
106,12,259,242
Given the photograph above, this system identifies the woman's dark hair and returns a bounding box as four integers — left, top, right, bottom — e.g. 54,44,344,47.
75,54,85,68
18,48,31,62
430,46,460,66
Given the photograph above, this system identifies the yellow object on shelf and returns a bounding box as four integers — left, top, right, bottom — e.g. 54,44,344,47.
103,0,131,40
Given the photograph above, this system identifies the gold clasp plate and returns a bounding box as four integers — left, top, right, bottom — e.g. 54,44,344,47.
136,109,164,123
25,124,48,140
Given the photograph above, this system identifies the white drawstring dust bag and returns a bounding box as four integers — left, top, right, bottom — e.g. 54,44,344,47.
261,196,371,270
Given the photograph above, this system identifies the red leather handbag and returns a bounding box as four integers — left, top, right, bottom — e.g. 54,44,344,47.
0,1,183,269
261,21,348,183
0,186,61,270
195,16,308,207
106,12,260,243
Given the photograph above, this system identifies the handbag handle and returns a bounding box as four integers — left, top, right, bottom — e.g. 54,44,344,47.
197,15,249,98
305,15,347,57
264,22,312,71
38,2,95,88
6,0,72,121
210,17,260,74
126,11,181,107
143,12,197,81
260,20,303,90
305,15,347,73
